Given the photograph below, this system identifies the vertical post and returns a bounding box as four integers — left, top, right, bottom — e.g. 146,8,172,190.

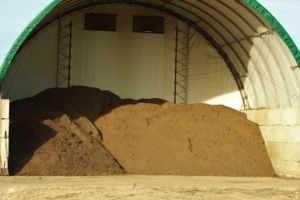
56,20,72,88
185,26,190,104
56,17,61,88
67,22,72,87
56,17,61,87
173,25,191,104
174,26,178,104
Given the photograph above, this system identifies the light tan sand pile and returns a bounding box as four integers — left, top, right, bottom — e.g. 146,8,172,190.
9,86,275,176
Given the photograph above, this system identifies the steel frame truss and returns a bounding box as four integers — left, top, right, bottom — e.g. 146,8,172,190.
174,25,191,104
56,19,72,88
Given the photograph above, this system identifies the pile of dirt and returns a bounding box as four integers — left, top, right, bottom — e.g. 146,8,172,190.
9,86,275,176
9,87,125,175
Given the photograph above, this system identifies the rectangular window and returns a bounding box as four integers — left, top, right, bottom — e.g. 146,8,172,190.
133,16,164,33
84,13,116,31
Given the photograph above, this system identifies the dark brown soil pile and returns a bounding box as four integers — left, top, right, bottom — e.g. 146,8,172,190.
9,86,275,176
9,87,125,175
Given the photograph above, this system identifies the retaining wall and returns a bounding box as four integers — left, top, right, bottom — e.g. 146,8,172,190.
243,107,300,178
0,100,9,175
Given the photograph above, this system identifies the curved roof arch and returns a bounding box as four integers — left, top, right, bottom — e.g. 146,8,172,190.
1,0,300,108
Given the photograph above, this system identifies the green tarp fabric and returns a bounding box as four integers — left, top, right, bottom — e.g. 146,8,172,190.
0,0,299,81
0,0,61,81
244,0,300,66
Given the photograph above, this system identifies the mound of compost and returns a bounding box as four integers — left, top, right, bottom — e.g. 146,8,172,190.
9,86,275,176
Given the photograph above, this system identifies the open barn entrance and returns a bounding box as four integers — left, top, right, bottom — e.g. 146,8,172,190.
1,1,299,177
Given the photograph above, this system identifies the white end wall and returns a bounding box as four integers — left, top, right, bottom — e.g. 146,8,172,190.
243,107,300,178
2,4,242,109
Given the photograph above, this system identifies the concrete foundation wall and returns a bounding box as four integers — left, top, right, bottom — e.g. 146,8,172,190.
0,100,9,175
244,107,300,178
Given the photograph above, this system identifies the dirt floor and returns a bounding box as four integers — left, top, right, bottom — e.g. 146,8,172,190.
0,176,299,200
9,86,274,176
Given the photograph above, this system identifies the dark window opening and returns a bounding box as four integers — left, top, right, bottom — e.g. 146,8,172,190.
133,16,164,33
84,13,116,31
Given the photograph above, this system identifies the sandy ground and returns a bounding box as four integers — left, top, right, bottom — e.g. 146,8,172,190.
0,176,299,200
